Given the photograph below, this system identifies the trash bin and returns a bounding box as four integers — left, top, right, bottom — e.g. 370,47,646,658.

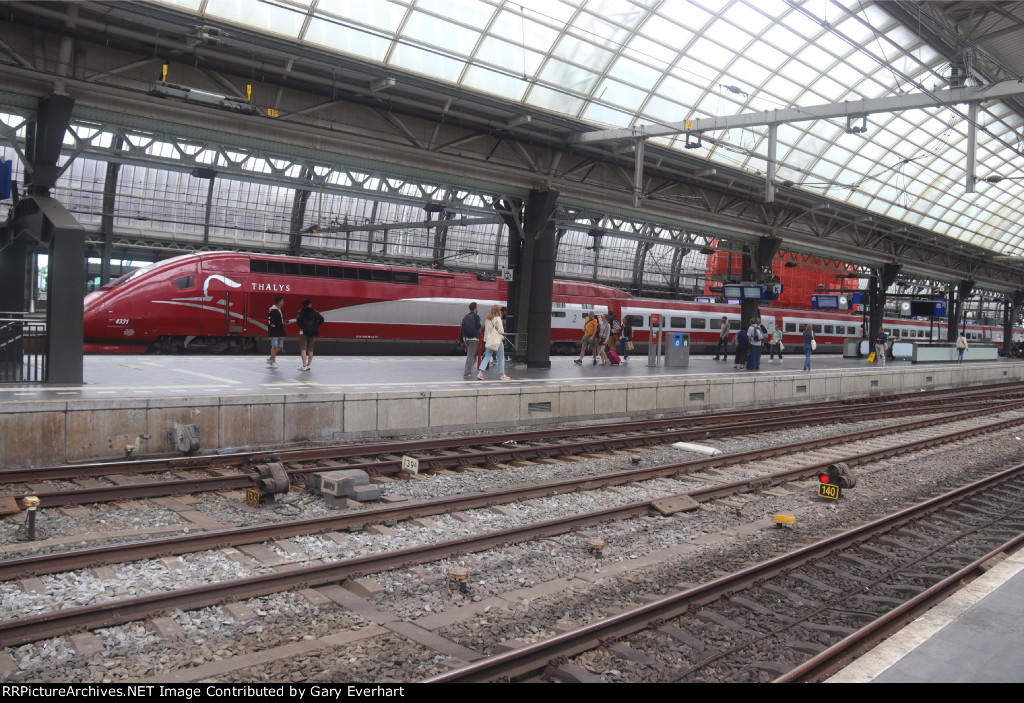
665,332,690,367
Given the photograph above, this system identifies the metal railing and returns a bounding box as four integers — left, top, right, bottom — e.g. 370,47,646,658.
0,313,48,382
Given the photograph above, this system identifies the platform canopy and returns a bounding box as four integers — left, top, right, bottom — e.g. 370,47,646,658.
151,0,1024,257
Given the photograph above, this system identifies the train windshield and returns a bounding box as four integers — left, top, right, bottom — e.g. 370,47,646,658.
96,264,156,291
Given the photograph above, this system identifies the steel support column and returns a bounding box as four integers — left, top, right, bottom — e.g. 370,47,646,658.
19,93,84,383
502,189,559,369
869,263,902,341
1004,291,1024,357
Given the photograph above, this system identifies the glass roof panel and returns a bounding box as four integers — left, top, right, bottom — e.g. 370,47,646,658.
638,14,695,49
538,58,601,96
314,0,407,30
552,34,615,74
596,78,649,110
403,11,481,56
415,0,495,29
204,0,306,37
607,55,664,89
389,43,467,82
474,37,546,76
305,18,392,60
489,9,562,50
147,0,1024,257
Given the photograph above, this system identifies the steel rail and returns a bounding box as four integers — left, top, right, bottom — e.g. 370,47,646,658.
6,398,1022,509
3,380,1020,485
422,463,1024,683
774,531,1024,683
2,410,1023,646
2,402,1023,582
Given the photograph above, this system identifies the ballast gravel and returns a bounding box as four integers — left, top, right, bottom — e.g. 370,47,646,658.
3,408,1023,682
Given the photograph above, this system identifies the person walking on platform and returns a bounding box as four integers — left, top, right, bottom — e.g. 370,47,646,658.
803,323,815,371
607,312,621,360
956,332,968,363
478,304,510,381
296,298,325,371
714,316,730,360
597,314,611,366
266,296,285,368
575,312,598,365
460,302,482,378
875,330,888,366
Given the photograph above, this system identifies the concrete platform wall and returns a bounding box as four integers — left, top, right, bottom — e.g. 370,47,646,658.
3,364,1022,468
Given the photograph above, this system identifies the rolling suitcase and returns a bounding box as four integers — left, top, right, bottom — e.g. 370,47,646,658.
607,349,621,365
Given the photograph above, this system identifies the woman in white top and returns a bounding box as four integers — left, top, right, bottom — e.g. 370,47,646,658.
478,304,510,381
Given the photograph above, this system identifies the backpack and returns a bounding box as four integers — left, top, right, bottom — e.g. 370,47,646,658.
299,308,324,337
612,320,621,334
751,326,764,342
460,313,480,339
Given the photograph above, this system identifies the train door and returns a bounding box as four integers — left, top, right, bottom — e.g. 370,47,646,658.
196,262,244,337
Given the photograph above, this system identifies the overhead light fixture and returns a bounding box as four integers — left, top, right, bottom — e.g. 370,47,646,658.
506,115,531,127
845,115,868,134
191,167,217,179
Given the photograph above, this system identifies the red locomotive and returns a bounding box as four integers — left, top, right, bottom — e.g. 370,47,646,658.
82,251,1013,355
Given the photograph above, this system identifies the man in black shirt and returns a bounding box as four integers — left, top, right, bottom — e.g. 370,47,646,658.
267,296,285,368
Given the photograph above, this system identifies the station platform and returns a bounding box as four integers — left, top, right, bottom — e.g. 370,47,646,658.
1,352,1022,468
829,549,1024,683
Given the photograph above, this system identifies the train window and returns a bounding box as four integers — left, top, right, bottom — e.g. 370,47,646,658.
691,318,706,329
812,324,822,333
785,322,797,333
669,317,687,328
730,319,741,329
329,267,345,278
172,275,194,290
551,311,566,318
371,270,391,282
824,324,834,334
250,259,268,273
315,265,332,278
284,262,302,275
848,326,857,335
624,315,643,327
266,261,284,274
392,271,418,284
300,264,317,276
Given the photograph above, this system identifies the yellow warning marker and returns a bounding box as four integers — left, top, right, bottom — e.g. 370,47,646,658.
773,514,797,527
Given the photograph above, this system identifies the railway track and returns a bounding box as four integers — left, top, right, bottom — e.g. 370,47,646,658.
425,463,1024,683
5,382,1024,509
3,401,1024,650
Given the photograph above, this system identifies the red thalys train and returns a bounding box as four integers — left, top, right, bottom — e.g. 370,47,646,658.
82,251,1017,355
